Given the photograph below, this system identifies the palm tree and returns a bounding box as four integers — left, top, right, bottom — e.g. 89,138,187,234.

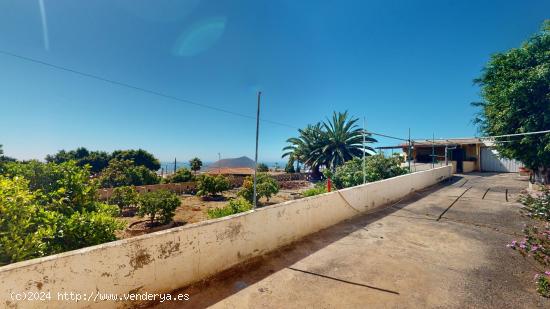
282,111,377,177
282,123,325,178
189,157,203,174
321,111,376,170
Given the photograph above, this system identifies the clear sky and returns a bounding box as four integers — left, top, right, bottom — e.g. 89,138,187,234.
0,1,548,162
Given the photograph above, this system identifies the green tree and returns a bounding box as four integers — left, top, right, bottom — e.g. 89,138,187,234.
0,161,124,264
0,145,16,173
45,148,110,174
320,111,376,170
330,155,407,189
137,190,180,226
0,176,56,265
257,163,269,172
99,159,160,188
473,21,550,184
282,112,377,178
282,123,326,179
165,168,194,183
108,186,139,212
196,174,231,198
238,173,279,203
110,149,161,171
189,157,203,174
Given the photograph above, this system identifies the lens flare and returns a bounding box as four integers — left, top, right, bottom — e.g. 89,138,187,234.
172,17,227,57
38,0,49,50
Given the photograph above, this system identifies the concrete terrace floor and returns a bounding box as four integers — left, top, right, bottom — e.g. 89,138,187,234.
153,173,550,308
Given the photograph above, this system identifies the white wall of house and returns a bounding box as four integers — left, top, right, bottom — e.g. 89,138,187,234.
480,147,523,172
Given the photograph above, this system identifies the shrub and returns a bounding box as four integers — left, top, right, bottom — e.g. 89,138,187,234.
0,176,55,265
165,168,194,183
302,183,327,197
196,175,230,198
535,272,550,298
0,162,125,265
137,190,180,225
510,191,550,298
330,155,408,189
108,186,139,211
508,224,550,267
62,203,124,249
207,197,252,219
238,173,279,203
519,188,550,221
99,159,160,188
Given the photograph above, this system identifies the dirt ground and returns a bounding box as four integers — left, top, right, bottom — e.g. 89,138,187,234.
117,181,313,239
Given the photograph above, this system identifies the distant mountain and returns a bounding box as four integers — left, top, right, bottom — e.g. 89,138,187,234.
208,156,255,169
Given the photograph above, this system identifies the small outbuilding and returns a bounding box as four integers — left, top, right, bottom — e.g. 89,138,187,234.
397,138,523,173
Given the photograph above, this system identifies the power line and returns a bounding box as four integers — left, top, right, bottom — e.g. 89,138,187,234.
0,49,297,129
364,130,409,142
414,129,550,142
6,50,546,144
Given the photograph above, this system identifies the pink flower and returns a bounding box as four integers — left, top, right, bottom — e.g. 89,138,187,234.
545,271,550,276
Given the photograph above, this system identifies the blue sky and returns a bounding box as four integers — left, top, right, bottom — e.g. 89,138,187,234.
0,1,548,162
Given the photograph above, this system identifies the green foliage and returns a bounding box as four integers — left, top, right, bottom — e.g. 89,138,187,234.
108,186,139,211
111,149,160,171
282,112,377,178
519,188,550,221
99,159,160,188
207,197,252,219
165,168,194,183
2,160,105,214
330,155,408,189
137,190,180,225
473,20,550,183
62,203,123,249
196,174,230,198
0,176,56,265
238,173,279,203
302,183,327,197
189,157,203,174
0,162,124,265
257,163,269,172
510,185,550,298
45,148,110,174
0,144,16,167
535,273,550,298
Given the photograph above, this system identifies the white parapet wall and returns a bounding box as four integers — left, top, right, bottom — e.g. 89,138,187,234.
0,166,452,309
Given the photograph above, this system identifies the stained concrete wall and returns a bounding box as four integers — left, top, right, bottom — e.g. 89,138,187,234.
0,166,451,309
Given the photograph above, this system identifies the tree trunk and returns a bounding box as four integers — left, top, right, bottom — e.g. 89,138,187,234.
532,167,549,185
310,165,321,181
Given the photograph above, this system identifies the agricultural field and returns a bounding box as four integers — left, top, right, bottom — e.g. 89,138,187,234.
116,181,313,239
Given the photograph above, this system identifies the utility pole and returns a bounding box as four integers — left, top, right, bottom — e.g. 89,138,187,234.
174,158,177,174
253,91,261,210
363,116,366,184
218,152,221,174
432,133,435,169
408,128,412,173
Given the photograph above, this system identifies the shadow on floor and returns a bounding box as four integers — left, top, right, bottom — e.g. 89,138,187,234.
144,177,464,308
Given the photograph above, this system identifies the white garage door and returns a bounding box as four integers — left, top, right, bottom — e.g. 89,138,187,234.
480,147,523,172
